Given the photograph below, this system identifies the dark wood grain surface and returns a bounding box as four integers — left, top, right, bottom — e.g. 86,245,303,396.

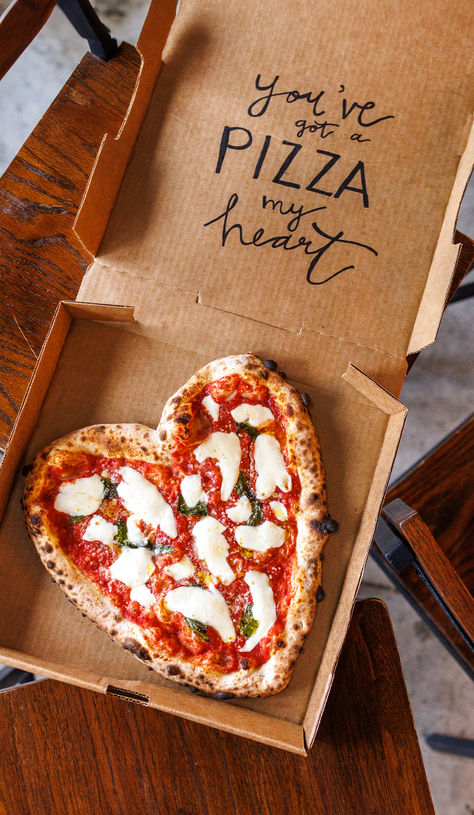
0,0,56,81
380,415,474,673
0,599,434,815
0,43,140,448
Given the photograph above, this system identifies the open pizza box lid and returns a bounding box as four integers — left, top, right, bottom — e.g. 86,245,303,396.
0,0,472,754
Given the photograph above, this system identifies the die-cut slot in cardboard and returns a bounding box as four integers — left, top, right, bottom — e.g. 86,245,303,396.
1,0,473,753
0,303,405,754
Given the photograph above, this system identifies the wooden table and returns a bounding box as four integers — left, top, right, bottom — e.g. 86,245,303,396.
0,38,447,814
0,599,434,815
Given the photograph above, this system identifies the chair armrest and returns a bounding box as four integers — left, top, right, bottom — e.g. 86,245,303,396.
0,0,56,80
382,499,474,645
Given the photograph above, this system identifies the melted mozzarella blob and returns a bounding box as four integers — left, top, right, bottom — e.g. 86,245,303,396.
83,515,117,547
110,547,155,588
126,515,149,544
240,571,277,652
54,474,104,517
234,520,285,552
180,474,207,507
226,495,252,524
194,432,241,500
269,500,288,521
231,403,274,427
165,586,236,642
254,434,291,500
117,466,177,539
193,517,235,586
165,555,195,581
202,395,220,421
130,584,155,608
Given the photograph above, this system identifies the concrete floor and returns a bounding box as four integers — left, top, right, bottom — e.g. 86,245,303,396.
0,2,473,812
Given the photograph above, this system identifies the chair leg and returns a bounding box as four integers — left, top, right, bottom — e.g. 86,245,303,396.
56,0,118,60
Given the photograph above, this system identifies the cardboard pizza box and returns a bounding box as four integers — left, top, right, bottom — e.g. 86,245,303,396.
0,0,472,753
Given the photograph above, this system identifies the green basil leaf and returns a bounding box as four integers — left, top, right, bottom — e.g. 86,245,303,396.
153,543,174,555
235,472,251,498
234,472,263,527
101,477,118,499
113,519,129,547
185,617,209,641
247,501,263,527
236,422,260,440
177,494,208,517
240,604,259,639
69,515,86,523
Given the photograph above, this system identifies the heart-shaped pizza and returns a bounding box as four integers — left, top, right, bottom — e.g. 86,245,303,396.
24,355,334,697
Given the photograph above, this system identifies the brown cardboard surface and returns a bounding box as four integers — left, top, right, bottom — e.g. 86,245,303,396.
78,0,474,362
0,306,405,750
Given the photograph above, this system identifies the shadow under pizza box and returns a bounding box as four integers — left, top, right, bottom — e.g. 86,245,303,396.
0,300,406,754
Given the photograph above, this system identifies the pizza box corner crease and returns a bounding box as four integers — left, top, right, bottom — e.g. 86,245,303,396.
0,0,472,753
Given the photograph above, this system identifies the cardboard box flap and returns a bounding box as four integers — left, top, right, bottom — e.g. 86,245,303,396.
76,0,474,363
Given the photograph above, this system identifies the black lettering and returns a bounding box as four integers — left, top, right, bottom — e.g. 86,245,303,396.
334,161,369,208
247,74,280,117
272,141,302,189
305,150,340,197
306,219,377,284
216,126,252,174
350,133,371,143
253,135,271,179
342,99,394,128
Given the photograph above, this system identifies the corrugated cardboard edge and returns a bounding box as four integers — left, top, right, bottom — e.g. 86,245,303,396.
73,0,178,257
303,363,407,748
0,303,135,520
0,646,306,754
408,116,474,355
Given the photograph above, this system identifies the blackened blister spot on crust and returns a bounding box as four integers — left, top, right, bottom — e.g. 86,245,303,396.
214,691,235,700
167,665,179,675
259,370,268,380
44,543,53,553
123,639,151,661
176,414,190,425
286,405,294,417
301,392,311,407
46,560,55,569
120,436,126,443
159,430,167,441
22,463,33,477
30,513,42,527
316,586,325,603
263,359,278,371
310,516,339,534
320,517,339,534
240,658,249,670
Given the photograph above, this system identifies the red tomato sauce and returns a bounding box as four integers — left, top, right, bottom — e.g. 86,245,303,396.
40,374,301,673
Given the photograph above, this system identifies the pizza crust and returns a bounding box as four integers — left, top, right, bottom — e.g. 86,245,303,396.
23,355,330,697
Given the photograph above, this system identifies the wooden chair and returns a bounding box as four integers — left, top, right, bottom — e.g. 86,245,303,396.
0,0,117,81
372,415,474,678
